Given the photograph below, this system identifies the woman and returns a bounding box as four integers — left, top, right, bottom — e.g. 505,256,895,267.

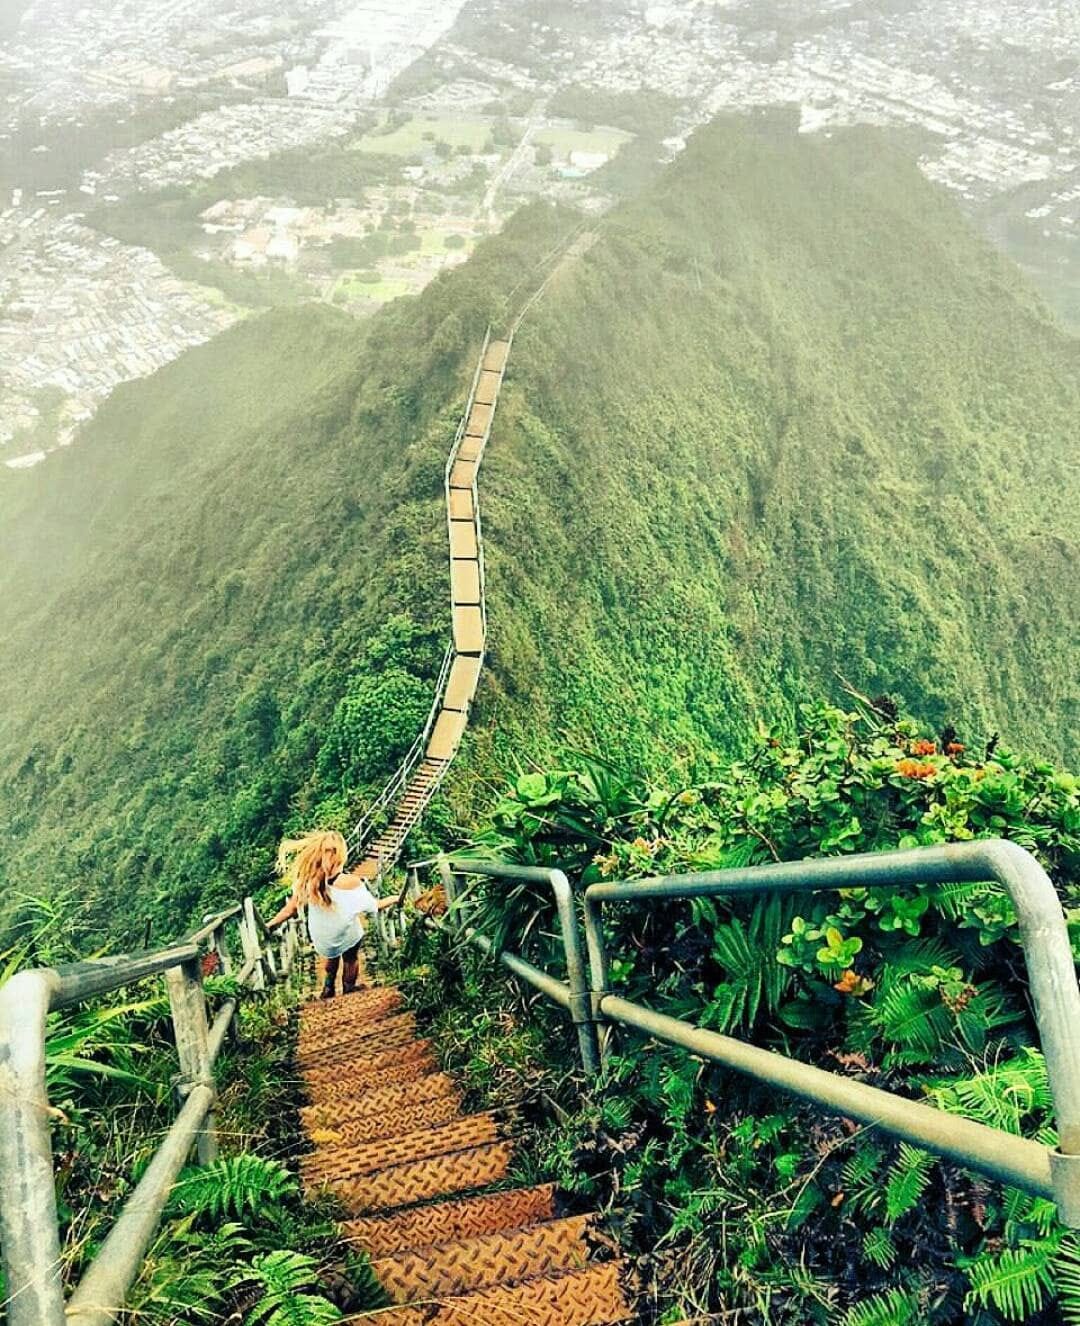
268,830,391,999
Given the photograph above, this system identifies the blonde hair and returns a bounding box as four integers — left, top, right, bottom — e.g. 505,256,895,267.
277,830,348,910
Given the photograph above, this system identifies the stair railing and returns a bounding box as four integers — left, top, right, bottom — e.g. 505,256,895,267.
0,901,303,1326
347,641,454,860
403,841,1080,1230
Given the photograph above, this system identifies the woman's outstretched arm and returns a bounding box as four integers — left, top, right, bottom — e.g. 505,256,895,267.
267,891,300,929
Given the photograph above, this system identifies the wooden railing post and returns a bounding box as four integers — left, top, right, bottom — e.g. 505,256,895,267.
241,898,266,991
211,923,233,976
165,957,218,1165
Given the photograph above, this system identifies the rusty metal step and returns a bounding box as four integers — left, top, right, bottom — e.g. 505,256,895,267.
300,987,403,1026
298,1019,418,1058
341,1183,559,1257
317,1141,514,1214
301,1113,501,1185
300,1073,458,1132
371,1214,593,1302
483,339,510,374
297,1025,431,1070
297,1025,431,1063
306,1092,462,1148
359,1260,631,1326
473,368,501,406
304,1053,434,1106
301,1009,416,1049
301,1046,438,1092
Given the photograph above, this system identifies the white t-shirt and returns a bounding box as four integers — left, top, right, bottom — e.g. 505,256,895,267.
306,881,379,958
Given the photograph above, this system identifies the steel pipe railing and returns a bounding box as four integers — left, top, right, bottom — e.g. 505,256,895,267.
582,840,1080,1227
437,857,600,1075
0,900,304,1326
395,841,1080,1228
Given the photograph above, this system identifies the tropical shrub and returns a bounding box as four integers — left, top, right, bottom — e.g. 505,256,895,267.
420,699,1080,1322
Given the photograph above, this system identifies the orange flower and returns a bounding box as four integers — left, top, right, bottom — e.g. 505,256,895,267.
911,739,937,756
896,758,937,780
834,969,874,997
945,741,965,756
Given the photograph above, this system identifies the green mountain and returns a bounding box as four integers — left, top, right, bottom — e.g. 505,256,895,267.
1,114,1077,940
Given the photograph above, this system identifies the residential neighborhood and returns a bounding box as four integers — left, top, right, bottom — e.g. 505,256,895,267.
1,0,1077,466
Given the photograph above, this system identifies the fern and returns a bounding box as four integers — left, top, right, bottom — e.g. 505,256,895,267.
127,1217,251,1324
842,1141,884,1217
963,1241,1057,1321
884,1145,934,1224
862,1227,898,1270
1057,1234,1080,1326
169,1154,297,1222
704,895,792,1034
871,981,952,1058
238,1250,342,1326
929,1050,1051,1136
841,1286,921,1326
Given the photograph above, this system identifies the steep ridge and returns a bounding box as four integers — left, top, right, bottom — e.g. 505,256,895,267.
1,118,1078,943
351,335,512,882
297,984,634,1324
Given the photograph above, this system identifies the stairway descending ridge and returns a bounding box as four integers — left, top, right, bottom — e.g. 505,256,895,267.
297,984,634,1324
350,335,511,885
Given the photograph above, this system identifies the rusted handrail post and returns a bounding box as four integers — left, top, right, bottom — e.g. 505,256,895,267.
211,922,233,976
0,968,66,1326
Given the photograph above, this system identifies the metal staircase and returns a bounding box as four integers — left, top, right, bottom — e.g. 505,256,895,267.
348,333,512,883
298,984,634,1325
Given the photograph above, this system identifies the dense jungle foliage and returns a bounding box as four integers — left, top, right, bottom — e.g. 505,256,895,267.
0,906,384,1325
1,114,1077,950
396,698,1080,1324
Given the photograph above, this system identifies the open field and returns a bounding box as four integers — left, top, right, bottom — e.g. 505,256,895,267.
533,124,634,158
356,114,493,156
333,273,415,304
415,228,476,255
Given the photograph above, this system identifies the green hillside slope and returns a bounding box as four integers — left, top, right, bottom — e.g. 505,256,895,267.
469,116,1079,790
1,115,1077,939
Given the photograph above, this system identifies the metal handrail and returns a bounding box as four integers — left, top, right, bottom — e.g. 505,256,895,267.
424,843,1080,1228
437,857,600,1074
0,898,304,1326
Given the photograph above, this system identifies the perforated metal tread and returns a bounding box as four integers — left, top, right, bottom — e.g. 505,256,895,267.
360,1261,632,1326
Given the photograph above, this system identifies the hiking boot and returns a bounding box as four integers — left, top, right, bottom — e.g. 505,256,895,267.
319,981,336,1000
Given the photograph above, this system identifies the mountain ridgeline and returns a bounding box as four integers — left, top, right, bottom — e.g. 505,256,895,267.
0,115,1077,939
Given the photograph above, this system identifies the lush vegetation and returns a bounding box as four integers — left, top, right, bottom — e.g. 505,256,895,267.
0,204,569,943
2,114,1078,956
396,697,1080,1323
0,904,381,1324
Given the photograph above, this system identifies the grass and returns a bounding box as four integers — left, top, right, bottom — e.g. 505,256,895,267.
333,273,415,304
533,125,634,160
356,114,493,157
416,229,476,256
